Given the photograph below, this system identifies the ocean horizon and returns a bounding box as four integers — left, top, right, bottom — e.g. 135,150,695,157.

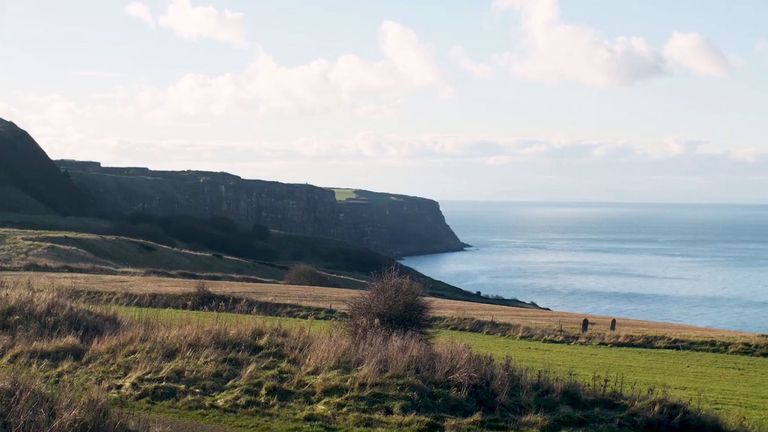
403,201,768,333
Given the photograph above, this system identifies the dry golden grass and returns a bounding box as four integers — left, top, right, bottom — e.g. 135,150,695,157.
1,271,754,341
0,278,737,432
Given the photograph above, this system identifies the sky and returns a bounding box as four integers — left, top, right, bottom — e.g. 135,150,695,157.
1,0,767,203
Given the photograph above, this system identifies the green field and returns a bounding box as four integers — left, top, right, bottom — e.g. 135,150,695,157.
116,306,768,430
331,188,359,201
441,331,768,429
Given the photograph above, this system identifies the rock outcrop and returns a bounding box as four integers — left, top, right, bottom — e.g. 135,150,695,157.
56,161,465,257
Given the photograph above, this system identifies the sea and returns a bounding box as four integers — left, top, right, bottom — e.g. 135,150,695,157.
402,202,768,334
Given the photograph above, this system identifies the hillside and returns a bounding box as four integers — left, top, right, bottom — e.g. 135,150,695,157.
0,226,535,307
0,117,464,257
0,119,88,215
0,117,532,307
56,160,464,257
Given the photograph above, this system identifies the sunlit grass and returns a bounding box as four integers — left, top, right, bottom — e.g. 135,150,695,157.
114,306,768,430
331,188,359,201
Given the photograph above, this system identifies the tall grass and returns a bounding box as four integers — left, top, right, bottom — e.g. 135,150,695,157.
0,374,139,432
0,278,741,431
0,279,120,342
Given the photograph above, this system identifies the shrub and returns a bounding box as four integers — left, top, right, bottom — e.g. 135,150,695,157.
345,268,431,337
283,264,336,287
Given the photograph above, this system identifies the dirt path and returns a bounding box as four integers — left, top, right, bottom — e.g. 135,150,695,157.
2,271,756,340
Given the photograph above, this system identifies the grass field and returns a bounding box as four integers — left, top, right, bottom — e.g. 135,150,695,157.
114,306,768,430
8,272,756,339
331,188,359,201
442,331,768,429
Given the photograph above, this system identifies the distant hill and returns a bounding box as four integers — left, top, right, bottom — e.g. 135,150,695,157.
56,160,465,257
0,117,463,257
0,118,536,308
0,119,89,215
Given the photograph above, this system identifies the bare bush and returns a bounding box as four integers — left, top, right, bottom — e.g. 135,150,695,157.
345,268,431,337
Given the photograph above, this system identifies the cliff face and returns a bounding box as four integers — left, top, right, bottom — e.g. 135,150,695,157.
55,161,464,257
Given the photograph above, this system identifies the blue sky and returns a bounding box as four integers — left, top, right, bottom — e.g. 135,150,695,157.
1,0,767,203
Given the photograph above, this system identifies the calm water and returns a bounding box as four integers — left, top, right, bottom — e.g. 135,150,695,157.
402,202,768,333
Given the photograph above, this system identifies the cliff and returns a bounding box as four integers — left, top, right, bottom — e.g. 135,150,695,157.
55,161,465,257
0,117,464,257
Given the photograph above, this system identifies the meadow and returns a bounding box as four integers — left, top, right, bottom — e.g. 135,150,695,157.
117,306,768,430
0,277,749,431
10,272,752,339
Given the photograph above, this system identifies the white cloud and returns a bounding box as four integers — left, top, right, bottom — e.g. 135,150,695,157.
664,32,730,77
140,21,448,118
493,0,665,86
124,2,155,26
6,90,758,168
380,21,445,89
492,0,729,86
449,45,495,79
158,0,248,47
660,137,704,158
125,0,248,48
4,93,767,203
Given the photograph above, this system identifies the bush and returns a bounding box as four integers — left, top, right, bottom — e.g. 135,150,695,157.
283,264,336,287
345,268,431,337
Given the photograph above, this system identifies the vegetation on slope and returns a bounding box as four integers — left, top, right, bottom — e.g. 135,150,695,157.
0,118,89,215
0,277,741,431
0,215,536,307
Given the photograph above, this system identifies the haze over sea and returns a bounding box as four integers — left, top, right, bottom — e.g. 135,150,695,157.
403,202,768,333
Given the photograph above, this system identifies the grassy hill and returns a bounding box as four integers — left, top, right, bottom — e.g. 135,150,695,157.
0,117,518,307
0,221,535,307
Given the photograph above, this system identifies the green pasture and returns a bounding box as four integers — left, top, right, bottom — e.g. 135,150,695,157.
115,306,768,430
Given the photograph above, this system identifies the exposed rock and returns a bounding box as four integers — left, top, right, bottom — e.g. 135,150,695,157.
0,117,464,257
55,161,465,257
